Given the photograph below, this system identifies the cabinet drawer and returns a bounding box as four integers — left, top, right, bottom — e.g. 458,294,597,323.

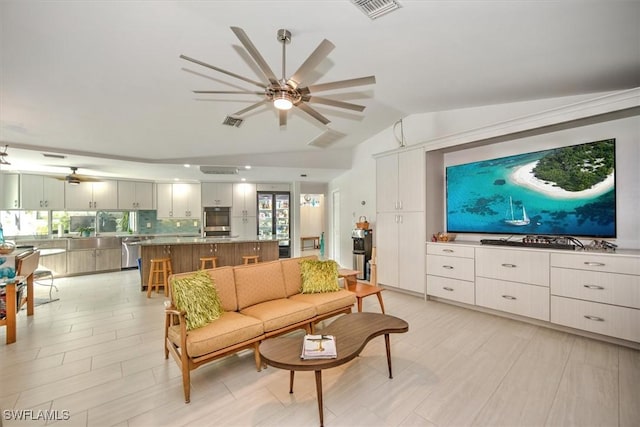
551,268,640,309
427,243,474,259
551,253,640,276
476,248,549,286
426,275,475,305
476,277,550,321
551,296,640,343
426,254,474,281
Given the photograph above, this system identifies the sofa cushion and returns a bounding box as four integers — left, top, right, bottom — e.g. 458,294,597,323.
240,299,316,333
289,289,356,316
234,260,287,310
300,259,340,293
167,311,264,358
170,270,224,331
204,267,239,312
281,255,318,297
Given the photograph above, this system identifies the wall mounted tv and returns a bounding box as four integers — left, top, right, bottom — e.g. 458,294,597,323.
445,138,616,238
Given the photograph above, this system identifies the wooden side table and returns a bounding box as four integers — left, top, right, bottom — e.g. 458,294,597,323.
338,268,385,313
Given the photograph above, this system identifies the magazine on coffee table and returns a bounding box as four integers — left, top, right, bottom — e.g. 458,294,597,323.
301,334,337,359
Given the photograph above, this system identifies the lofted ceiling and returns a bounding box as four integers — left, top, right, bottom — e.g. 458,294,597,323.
1,0,639,183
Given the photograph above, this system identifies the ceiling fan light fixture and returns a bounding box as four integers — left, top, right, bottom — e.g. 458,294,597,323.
273,93,293,110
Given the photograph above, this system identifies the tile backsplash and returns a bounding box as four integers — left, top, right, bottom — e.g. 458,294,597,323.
137,210,200,235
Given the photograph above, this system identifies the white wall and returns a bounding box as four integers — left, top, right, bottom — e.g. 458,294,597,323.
329,90,640,264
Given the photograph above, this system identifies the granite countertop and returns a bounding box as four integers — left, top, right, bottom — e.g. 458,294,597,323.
139,236,280,246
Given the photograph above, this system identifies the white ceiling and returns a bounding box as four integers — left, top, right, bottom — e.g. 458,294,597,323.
1,0,639,183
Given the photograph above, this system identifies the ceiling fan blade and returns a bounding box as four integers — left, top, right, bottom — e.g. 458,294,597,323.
232,99,269,116
180,54,266,89
306,96,366,112
296,103,330,125
279,110,287,127
287,39,335,89
193,90,264,95
306,76,376,93
230,27,279,86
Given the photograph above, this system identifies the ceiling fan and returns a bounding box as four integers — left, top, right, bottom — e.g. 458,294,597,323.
57,167,101,185
180,26,376,127
0,145,10,165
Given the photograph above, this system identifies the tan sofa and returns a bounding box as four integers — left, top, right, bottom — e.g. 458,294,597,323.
164,256,356,403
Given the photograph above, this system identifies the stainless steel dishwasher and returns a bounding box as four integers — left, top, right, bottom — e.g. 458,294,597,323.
121,236,151,269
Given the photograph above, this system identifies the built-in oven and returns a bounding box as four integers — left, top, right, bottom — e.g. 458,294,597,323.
203,207,231,237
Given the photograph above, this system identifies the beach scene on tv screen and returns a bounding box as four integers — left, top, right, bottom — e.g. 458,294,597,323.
446,139,616,237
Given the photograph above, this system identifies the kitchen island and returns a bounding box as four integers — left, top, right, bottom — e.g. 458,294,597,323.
138,237,279,290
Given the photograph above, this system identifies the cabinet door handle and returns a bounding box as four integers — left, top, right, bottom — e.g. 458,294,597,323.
501,263,517,268
583,284,605,290
443,287,454,292
442,249,454,253
442,265,454,270
584,261,605,267
584,315,605,322
501,295,517,300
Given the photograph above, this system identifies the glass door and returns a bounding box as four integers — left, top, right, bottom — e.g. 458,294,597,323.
257,193,273,239
275,193,290,245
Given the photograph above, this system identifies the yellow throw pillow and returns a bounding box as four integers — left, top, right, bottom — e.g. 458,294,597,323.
300,259,340,293
171,270,224,331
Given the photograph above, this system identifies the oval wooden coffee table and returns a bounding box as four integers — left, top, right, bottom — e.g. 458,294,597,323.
259,312,409,426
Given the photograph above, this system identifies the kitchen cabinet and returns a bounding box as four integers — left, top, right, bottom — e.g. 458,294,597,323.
156,183,201,218
232,183,257,238
66,248,121,274
193,243,235,268
375,148,426,294
232,183,256,217
65,180,118,210
20,174,65,210
201,182,233,207
234,241,279,265
1,173,20,209
118,180,153,210
231,215,257,239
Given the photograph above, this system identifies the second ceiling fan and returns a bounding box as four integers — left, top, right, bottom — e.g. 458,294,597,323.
180,26,376,127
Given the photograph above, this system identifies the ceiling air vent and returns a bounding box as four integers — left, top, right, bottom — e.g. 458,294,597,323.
222,116,243,127
199,166,239,175
308,129,346,148
352,0,401,20
42,153,67,159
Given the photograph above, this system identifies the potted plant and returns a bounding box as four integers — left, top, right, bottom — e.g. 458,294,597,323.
78,227,94,237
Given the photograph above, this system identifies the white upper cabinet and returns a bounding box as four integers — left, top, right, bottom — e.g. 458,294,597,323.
156,183,201,218
20,174,65,210
232,183,257,217
118,181,153,210
201,182,233,207
65,180,118,210
376,147,425,213
1,173,20,209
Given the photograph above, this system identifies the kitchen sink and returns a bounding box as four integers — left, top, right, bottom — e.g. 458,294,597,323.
67,236,121,250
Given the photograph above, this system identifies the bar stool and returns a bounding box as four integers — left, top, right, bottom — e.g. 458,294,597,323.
147,258,173,298
33,269,58,301
242,255,259,264
199,256,218,269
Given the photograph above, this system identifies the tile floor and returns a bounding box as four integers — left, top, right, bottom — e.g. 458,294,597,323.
1,269,638,426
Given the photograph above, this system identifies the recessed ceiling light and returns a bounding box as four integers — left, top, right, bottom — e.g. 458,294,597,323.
241,178,246,182
244,165,251,170
184,164,191,168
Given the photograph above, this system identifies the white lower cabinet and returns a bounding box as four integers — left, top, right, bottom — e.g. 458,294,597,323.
426,243,475,304
550,296,640,343
550,252,640,342
426,242,640,344
476,277,550,321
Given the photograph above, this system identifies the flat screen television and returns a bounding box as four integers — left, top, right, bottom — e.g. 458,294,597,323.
445,138,616,238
